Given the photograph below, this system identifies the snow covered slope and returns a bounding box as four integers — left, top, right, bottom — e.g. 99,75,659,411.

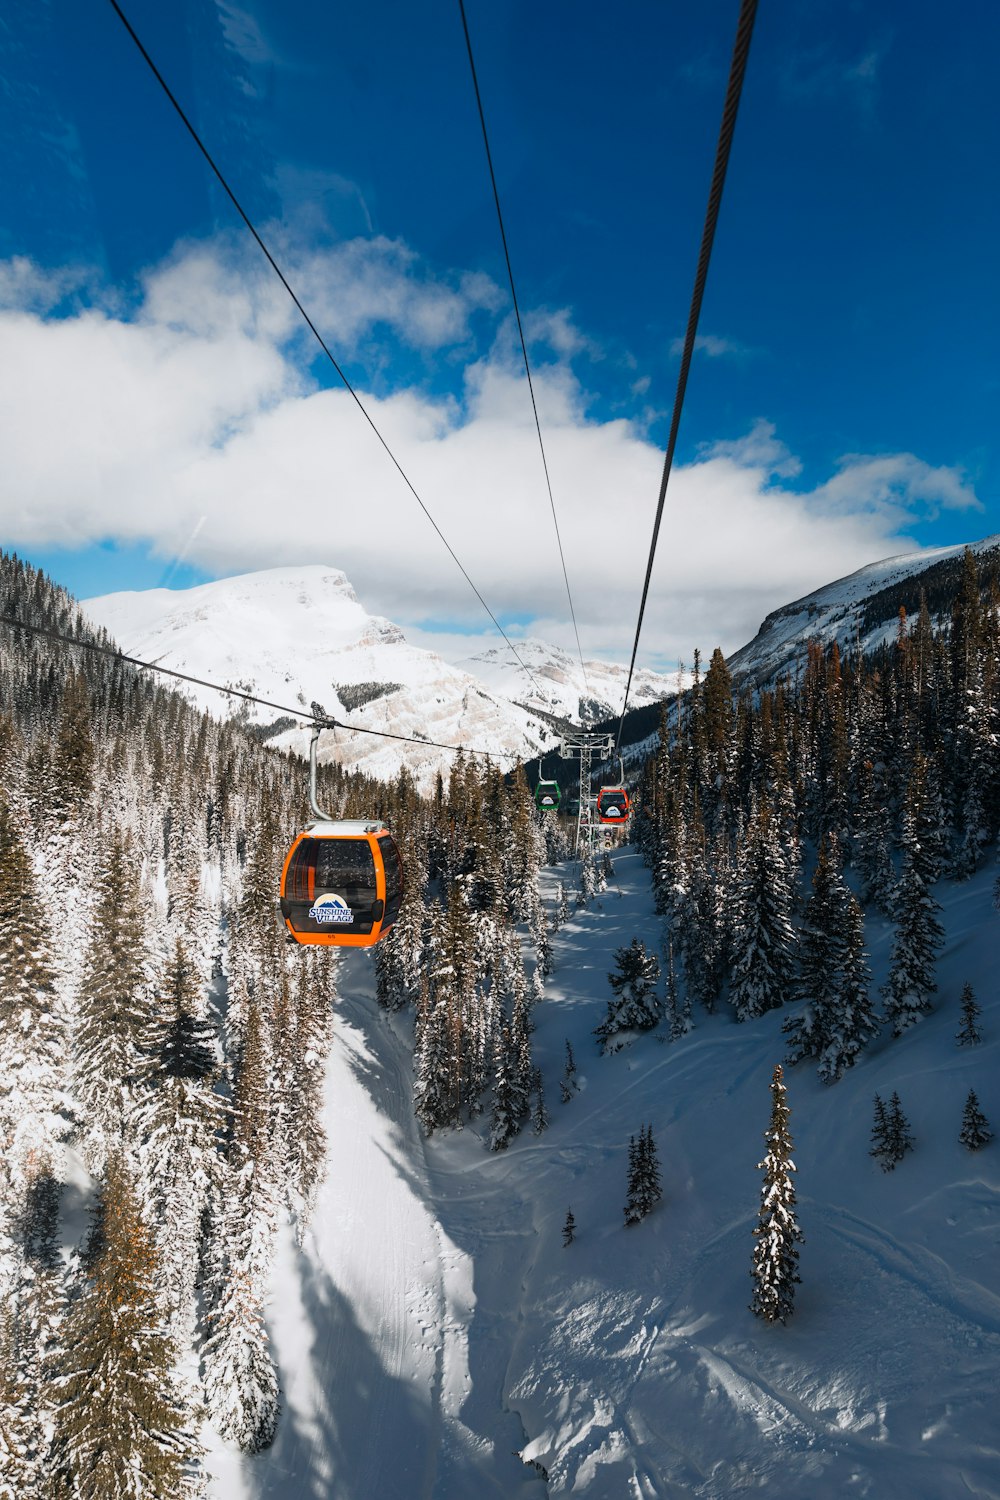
611,532,1000,768
205,851,1000,1499
456,639,683,725
728,533,1000,692
81,567,565,792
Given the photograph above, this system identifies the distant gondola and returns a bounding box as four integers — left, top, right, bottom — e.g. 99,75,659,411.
535,780,561,812
534,756,561,812
596,786,630,824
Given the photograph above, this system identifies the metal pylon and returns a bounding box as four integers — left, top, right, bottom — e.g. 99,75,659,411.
558,732,613,857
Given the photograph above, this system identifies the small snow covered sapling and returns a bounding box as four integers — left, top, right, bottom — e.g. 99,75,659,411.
956,982,983,1046
560,1039,578,1102
532,1068,548,1135
959,1090,992,1151
562,1207,576,1247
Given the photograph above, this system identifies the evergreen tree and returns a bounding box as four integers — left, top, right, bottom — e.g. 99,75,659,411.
280,955,336,1237
729,798,797,1022
201,1002,279,1452
869,1093,891,1169
412,899,465,1132
489,1024,520,1151
955,982,983,1045
853,761,895,913
49,671,96,824
882,784,944,1036
595,939,662,1052
783,835,878,1083
579,853,597,906
870,1091,914,1170
133,940,225,1342
0,1306,39,1500
52,1153,202,1497
816,883,878,1085
531,1068,548,1135
531,900,553,981
3,1164,63,1496
750,1065,802,1324
959,1089,992,1150
74,830,152,1158
0,799,70,1188
959,1092,995,1146
562,1208,575,1247
623,1126,662,1225
413,977,454,1135
663,939,692,1041
374,873,425,1012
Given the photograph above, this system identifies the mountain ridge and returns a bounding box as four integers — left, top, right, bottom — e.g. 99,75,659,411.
80,564,678,790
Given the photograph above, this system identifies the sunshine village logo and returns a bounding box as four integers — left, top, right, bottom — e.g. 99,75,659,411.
309,895,354,924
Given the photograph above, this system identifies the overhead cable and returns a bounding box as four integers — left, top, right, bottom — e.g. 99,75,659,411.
614,0,759,754
457,0,589,692
105,0,546,700
0,613,508,759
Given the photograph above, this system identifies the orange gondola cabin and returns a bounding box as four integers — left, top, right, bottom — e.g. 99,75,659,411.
280,820,404,948
595,786,630,824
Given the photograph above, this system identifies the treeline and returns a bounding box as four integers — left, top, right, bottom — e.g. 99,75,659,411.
634,546,1000,1079
0,552,351,1488
0,548,561,1490
375,750,568,1149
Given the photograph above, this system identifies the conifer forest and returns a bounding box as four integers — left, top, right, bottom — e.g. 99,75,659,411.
1,543,999,1495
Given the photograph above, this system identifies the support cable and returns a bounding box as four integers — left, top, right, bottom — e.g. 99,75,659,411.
457,0,589,692
105,0,546,700
614,0,759,754
0,613,507,759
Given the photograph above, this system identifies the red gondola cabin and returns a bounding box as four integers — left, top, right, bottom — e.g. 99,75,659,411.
595,787,630,824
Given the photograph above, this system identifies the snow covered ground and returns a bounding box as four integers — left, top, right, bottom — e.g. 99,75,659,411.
205,850,1000,1498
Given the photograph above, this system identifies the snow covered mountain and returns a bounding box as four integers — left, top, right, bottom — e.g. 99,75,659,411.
609,532,1000,767
81,566,572,792
727,533,1000,692
455,638,684,725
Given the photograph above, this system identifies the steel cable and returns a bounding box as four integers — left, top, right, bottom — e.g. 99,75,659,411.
0,612,509,758
614,0,759,754
105,0,547,700
457,0,589,693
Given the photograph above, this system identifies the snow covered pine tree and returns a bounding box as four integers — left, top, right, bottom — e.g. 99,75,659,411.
750,1065,803,1323
623,1125,662,1226
595,939,662,1053
959,1090,992,1150
956,982,983,1045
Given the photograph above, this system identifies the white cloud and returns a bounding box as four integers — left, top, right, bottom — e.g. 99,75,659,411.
700,419,802,479
669,332,752,360
0,241,983,668
0,257,93,314
810,452,982,521
780,37,890,116
216,1,279,68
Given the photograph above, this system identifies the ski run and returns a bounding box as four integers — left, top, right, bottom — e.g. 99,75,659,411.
206,847,1000,1500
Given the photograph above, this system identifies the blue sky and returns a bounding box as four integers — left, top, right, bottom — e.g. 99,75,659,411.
1,0,997,667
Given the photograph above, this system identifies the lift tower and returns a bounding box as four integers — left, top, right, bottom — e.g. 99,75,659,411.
558,732,615,856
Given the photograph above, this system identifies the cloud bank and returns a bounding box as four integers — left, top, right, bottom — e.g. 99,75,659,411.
0,237,982,669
